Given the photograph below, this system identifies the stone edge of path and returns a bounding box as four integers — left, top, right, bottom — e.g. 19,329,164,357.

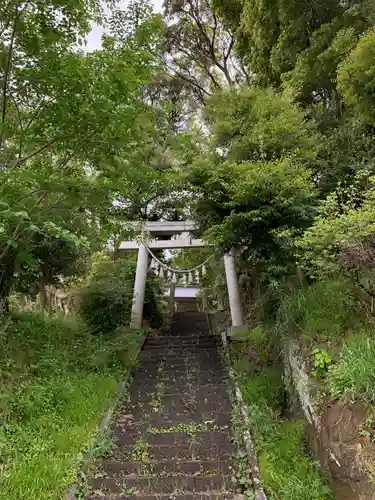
65,327,151,500
206,313,267,500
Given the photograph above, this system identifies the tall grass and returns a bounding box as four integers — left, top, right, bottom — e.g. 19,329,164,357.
231,327,333,499
328,330,375,403
276,280,360,343
0,312,142,500
238,368,333,500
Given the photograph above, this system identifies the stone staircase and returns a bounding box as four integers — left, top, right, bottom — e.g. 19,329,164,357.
85,311,236,499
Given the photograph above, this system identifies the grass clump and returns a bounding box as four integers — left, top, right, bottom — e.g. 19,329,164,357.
276,280,360,343
232,327,333,499
238,370,333,499
0,312,142,500
328,330,375,403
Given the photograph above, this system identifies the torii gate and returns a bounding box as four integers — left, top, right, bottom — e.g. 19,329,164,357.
119,220,245,334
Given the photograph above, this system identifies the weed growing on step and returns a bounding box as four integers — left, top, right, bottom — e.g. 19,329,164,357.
121,484,139,495
92,428,117,458
131,438,150,461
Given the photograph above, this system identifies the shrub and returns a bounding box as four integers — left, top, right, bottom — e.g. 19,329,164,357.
77,258,162,334
78,279,133,335
328,330,375,403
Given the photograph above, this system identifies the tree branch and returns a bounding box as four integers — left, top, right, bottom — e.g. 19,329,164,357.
0,11,17,149
24,99,45,132
12,137,58,168
166,62,211,102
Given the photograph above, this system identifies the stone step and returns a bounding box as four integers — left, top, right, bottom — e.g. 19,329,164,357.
88,474,233,495
129,381,229,397
138,358,224,370
115,438,232,462
99,459,233,477
124,395,230,418
140,351,222,361
143,347,219,356
131,371,229,388
87,493,236,500
163,331,212,339
136,368,225,378
130,384,230,403
138,357,225,369
134,411,231,430
142,344,220,354
113,430,232,450
146,336,219,345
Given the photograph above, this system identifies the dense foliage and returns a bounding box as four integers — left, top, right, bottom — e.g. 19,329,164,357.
2,0,375,496
78,256,162,334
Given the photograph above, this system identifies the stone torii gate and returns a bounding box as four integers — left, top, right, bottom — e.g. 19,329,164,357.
119,221,245,333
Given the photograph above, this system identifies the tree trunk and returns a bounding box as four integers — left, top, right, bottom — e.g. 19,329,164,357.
39,277,48,313
0,249,16,315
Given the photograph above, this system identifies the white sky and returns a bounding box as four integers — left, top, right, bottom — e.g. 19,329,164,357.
86,0,164,51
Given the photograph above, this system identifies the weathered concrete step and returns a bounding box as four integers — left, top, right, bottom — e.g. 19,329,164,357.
125,396,230,418
117,411,231,431
143,348,219,356
137,358,225,370
89,474,232,495
130,384,230,403
115,439,232,461
168,329,211,335
99,459,232,477
131,371,229,388
87,493,236,499
141,348,221,357
147,333,214,341
138,358,223,370
140,346,220,359
130,381,229,397
134,369,226,382
112,421,231,445
114,430,232,450
145,336,219,345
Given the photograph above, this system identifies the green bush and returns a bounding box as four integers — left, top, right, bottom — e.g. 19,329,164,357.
328,330,375,403
78,279,133,334
78,258,162,334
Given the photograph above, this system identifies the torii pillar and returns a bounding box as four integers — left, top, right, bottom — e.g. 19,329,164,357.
223,250,246,334
130,242,149,329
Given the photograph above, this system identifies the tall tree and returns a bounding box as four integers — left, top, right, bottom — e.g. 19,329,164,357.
163,0,248,104
0,0,164,312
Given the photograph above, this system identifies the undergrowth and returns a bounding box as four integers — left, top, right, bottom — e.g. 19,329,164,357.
328,329,375,403
0,312,142,500
231,329,333,500
276,280,361,343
